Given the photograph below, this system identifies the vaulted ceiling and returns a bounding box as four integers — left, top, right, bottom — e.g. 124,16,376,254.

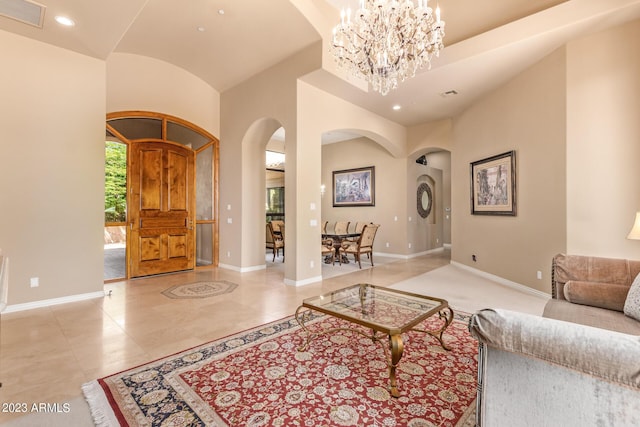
2,0,640,126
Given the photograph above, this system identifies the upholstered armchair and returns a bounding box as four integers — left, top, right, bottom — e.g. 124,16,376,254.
353,221,367,234
266,222,284,262
334,221,350,235
270,220,284,234
321,242,336,265
321,221,334,247
339,224,379,268
346,221,368,243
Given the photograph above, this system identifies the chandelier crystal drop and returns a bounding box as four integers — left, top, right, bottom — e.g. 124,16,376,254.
331,0,445,96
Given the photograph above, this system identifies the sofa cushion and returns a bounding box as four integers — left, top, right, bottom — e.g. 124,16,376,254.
551,254,640,301
563,280,628,312
544,299,640,335
624,273,640,321
554,254,631,285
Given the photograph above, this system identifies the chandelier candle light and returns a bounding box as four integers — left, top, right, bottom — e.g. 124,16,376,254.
331,0,445,96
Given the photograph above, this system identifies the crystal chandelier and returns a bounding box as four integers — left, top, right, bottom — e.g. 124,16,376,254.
331,0,445,96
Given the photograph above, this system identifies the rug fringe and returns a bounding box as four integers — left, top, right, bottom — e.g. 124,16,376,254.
82,380,121,427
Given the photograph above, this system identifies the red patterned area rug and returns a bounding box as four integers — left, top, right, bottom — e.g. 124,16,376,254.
83,312,477,427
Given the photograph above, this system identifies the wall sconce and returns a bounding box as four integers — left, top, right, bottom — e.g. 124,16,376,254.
320,184,326,197
416,155,428,166
627,212,640,239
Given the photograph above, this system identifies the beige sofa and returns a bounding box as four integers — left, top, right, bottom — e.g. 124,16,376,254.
543,253,640,334
469,254,640,426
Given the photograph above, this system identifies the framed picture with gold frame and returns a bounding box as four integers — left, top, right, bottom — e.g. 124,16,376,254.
470,151,516,216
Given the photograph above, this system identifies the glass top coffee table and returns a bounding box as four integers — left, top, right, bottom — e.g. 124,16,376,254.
295,283,454,397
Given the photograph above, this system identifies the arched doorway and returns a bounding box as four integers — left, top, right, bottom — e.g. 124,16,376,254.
265,128,285,265
104,111,219,280
411,150,451,251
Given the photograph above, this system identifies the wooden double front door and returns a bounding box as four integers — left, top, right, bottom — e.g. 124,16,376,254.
128,141,195,277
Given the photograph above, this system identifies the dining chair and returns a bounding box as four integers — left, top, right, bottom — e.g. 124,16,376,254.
321,220,334,247
266,222,284,262
321,242,336,265
270,220,284,234
339,224,380,268
346,221,368,242
279,224,285,261
354,221,367,234
334,221,350,235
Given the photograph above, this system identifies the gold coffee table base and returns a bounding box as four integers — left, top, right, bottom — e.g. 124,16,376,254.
295,301,454,398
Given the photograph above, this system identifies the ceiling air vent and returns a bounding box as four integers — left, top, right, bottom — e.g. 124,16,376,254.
440,90,459,98
0,0,46,28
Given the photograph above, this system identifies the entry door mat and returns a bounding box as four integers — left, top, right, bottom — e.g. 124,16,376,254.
161,281,238,299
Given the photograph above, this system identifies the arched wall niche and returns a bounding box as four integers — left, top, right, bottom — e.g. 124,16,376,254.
408,149,451,251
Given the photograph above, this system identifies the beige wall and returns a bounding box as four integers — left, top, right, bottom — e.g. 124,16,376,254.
450,19,640,293
321,138,407,255
452,48,567,293
321,139,449,258
410,151,451,248
219,42,411,284
407,121,454,248
219,44,322,282
4,17,640,305
566,19,640,259
298,82,409,282
0,30,106,305
106,53,220,137
427,151,452,245
409,164,442,252
408,119,453,154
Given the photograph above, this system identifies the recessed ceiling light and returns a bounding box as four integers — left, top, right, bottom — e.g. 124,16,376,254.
218,9,225,15
392,105,401,111
54,15,75,27
197,26,205,32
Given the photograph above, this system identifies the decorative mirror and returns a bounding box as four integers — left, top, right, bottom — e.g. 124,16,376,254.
417,183,433,218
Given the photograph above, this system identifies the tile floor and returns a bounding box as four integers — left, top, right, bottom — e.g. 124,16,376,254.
0,250,546,424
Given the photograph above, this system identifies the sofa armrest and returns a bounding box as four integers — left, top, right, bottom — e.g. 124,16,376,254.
469,308,640,389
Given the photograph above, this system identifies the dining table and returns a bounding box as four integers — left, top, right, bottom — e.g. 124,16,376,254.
321,232,360,264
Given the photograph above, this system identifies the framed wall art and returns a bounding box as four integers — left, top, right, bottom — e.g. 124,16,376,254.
470,151,516,216
333,166,375,207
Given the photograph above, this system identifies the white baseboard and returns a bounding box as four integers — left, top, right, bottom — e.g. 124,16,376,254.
220,261,320,286
218,263,266,273
372,252,406,259
407,247,445,259
284,275,322,287
450,261,550,299
4,291,106,314
241,264,267,273
217,263,241,272
374,246,445,260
